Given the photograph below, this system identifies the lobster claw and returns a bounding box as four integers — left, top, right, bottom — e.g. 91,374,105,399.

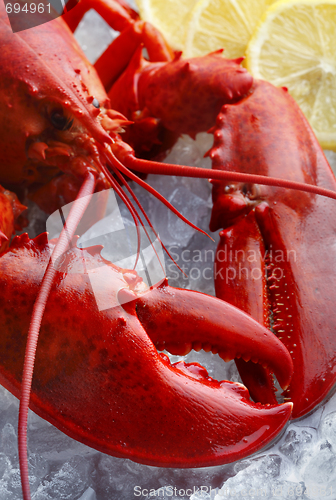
134,281,294,466
0,235,292,467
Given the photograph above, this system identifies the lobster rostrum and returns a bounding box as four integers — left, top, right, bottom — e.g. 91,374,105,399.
0,0,336,498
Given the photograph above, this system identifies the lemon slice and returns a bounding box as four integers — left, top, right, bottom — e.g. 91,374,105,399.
135,0,199,50
246,0,336,150
184,0,277,58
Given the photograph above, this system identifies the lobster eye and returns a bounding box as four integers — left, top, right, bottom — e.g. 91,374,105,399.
92,98,100,109
50,109,73,131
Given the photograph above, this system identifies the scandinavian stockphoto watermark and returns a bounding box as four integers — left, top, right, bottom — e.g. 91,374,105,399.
217,484,333,498
166,245,296,284
45,187,297,307
133,483,333,498
134,485,217,498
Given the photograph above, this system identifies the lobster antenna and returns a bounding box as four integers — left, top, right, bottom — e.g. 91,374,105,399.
104,149,213,240
109,165,168,274
102,168,142,271
103,153,188,275
18,172,96,500
100,162,164,275
102,159,181,275
124,156,336,201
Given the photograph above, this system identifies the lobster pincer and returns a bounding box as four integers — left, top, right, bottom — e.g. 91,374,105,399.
0,233,293,467
209,80,336,418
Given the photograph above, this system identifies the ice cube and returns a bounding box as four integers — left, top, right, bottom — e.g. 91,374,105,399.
216,454,308,499
191,488,217,500
279,429,313,466
78,486,97,500
319,410,336,449
303,442,336,485
1,424,18,459
33,455,91,500
143,485,189,500
74,10,119,64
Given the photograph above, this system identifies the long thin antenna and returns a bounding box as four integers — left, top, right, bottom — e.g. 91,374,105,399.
18,172,96,500
125,156,336,201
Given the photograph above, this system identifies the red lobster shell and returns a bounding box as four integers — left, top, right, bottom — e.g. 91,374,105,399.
0,0,336,498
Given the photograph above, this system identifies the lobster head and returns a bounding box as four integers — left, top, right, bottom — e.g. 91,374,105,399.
0,4,128,213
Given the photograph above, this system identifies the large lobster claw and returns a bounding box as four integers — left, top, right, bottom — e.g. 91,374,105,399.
208,80,336,418
0,233,293,467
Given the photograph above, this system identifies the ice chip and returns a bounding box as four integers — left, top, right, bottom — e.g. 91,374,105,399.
191,488,217,500
167,186,208,246
216,455,282,499
78,486,97,500
33,455,91,500
74,10,119,64
279,429,313,466
0,453,11,481
303,444,336,486
164,133,213,172
143,485,185,499
319,411,336,448
1,424,17,458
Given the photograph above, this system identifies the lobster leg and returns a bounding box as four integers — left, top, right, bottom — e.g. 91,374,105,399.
0,230,7,248
63,0,138,33
63,0,173,91
96,21,154,90
213,209,278,405
93,21,174,96
95,21,174,91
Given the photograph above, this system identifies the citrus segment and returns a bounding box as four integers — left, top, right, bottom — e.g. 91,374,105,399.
135,0,199,49
184,0,277,58
246,0,336,149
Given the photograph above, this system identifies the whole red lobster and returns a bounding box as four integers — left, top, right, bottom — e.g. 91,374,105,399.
0,1,335,499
